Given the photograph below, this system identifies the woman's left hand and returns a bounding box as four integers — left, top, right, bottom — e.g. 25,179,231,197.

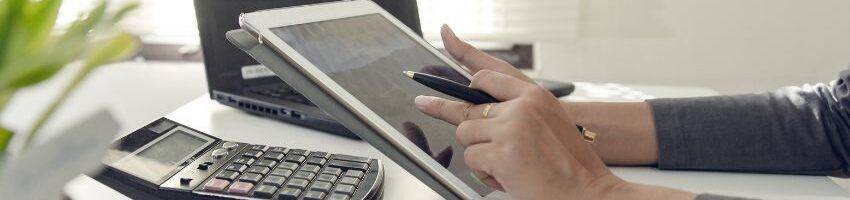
414,70,624,199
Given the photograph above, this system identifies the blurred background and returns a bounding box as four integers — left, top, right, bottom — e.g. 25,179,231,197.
56,0,850,94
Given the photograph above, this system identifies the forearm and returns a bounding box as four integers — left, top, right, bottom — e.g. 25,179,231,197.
561,101,658,165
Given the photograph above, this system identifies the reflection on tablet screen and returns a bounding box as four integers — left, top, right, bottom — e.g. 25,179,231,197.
270,14,491,195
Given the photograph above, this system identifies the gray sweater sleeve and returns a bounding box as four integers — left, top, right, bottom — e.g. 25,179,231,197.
648,68,850,176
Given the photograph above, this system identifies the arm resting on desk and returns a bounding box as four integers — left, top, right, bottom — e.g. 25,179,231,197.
565,68,850,177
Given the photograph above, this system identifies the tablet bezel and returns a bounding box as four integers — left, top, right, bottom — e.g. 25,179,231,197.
240,1,483,199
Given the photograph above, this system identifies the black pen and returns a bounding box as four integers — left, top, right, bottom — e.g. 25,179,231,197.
402,70,593,142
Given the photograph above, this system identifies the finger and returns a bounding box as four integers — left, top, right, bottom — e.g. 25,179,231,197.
441,25,515,74
463,143,496,175
456,119,493,146
472,170,505,191
470,70,537,101
415,96,502,125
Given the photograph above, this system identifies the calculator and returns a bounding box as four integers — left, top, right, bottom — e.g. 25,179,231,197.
94,118,384,200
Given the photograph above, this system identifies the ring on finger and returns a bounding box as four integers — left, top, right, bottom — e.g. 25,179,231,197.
482,103,494,118
463,103,474,120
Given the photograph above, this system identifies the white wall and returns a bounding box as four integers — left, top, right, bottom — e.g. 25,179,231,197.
533,0,850,94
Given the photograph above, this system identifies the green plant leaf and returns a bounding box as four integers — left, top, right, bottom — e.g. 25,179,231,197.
0,126,10,157
81,33,139,71
0,0,26,72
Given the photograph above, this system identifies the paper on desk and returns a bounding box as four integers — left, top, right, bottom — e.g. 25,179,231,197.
0,109,120,200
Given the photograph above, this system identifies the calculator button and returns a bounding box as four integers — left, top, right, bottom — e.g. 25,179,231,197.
316,174,338,183
263,152,286,162
271,168,294,178
227,181,254,195
180,177,193,185
327,160,368,171
327,193,350,200
302,191,326,200
211,148,228,159
277,188,301,200
300,164,321,174
197,163,210,170
248,144,268,152
216,171,240,181
278,162,299,171
242,150,263,158
309,181,332,193
333,184,355,195
288,149,309,156
246,166,271,174
262,175,287,187
224,163,248,173
338,177,359,186
304,157,327,166
203,179,230,192
222,141,238,150
283,154,306,164
256,159,278,168
332,154,370,163
239,172,263,184
292,171,315,180
321,167,342,176
343,170,364,178
233,157,256,165
269,147,287,153
252,185,278,198
308,151,330,159
285,178,309,190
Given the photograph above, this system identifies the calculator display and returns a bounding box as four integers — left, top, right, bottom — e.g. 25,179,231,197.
112,129,210,184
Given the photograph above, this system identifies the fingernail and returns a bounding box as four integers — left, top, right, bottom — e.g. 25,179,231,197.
415,95,433,110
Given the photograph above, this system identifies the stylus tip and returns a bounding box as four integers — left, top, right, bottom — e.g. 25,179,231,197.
403,71,414,78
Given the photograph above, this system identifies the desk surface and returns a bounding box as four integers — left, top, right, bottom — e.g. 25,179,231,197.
2,62,847,199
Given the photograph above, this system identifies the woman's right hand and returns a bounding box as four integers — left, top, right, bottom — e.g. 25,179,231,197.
440,25,535,84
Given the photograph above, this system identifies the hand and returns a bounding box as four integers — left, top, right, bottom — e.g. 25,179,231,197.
440,25,534,84
414,70,623,199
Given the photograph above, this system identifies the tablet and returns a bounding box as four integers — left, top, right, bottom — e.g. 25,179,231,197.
239,1,502,199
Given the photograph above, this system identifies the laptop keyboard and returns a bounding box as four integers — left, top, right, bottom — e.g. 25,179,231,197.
248,84,316,106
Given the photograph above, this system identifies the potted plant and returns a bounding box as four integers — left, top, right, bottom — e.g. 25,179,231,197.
0,0,140,158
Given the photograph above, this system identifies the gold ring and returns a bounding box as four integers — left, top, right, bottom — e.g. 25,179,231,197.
482,103,494,118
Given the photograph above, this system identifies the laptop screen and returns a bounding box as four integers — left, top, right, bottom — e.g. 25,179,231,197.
269,13,493,195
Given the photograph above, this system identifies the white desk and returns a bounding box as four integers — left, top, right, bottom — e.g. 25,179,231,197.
2,62,848,199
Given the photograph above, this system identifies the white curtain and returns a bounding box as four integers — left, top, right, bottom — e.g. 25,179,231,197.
417,0,579,42
58,0,579,43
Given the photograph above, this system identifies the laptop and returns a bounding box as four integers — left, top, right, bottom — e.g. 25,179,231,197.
193,0,423,139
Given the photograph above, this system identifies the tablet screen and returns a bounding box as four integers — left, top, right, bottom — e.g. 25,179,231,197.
270,14,492,195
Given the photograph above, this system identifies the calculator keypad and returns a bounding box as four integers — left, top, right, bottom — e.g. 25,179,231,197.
197,142,380,200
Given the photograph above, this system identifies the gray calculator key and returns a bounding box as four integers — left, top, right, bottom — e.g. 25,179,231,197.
309,181,332,192
278,162,299,171
302,191,325,200
300,164,321,174
288,149,309,156
332,154,370,163
333,184,355,195
270,168,293,178
305,157,327,166
241,150,263,158
327,193,350,200
262,175,287,187
292,171,315,180
343,170,364,178
239,172,263,184
256,159,278,168
284,154,306,163
277,188,301,200
233,157,255,165
316,174,337,183
285,178,309,190
246,166,270,174
327,160,368,171
268,147,287,153
321,167,342,176
338,177,359,186
224,163,248,173
215,170,239,181
309,151,330,159
252,185,277,198
263,152,285,162
248,144,268,151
